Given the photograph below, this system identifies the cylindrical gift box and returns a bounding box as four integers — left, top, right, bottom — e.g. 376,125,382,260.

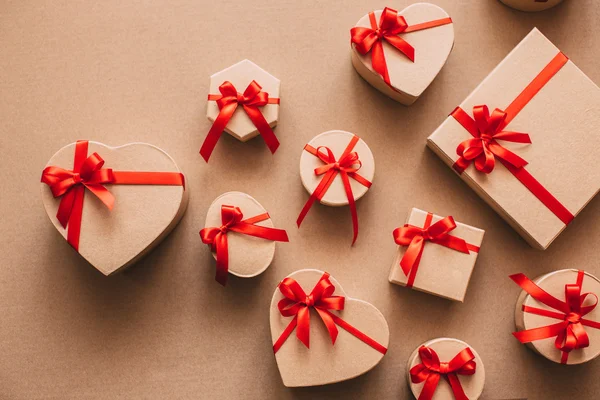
514,269,600,364
299,130,375,207
406,338,485,399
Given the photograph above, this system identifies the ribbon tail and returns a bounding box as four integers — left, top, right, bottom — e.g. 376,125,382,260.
243,105,280,154
66,185,85,251
297,170,337,228
214,233,229,286
418,373,440,400
370,41,391,85
273,315,298,354
446,373,469,400
340,172,359,245
200,103,237,162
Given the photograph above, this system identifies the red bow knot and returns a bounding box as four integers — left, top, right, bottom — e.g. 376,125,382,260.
452,105,532,174
41,149,116,230
200,205,289,286
511,271,600,364
276,272,345,348
393,213,473,287
313,146,362,176
200,80,280,162
410,346,476,400
351,7,415,85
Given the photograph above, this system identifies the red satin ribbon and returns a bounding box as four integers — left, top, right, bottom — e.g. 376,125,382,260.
200,80,280,162
410,345,476,400
41,140,185,251
200,205,289,286
272,272,387,355
393,213,479,288
296,135,372,245
351,7,452,85
451,52,574,226
511,270,600,364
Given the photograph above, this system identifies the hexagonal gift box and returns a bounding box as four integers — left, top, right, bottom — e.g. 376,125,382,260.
207,59,280,142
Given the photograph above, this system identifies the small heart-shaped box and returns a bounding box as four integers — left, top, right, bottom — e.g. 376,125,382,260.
201,59,281,161
200,191,288,286
512,269,600,364
297,130,374,243
270,269,389,387
407,338,485,399
389,208,484,302
427,28,600,250
40,140,188,276
350,3,454,105
499,0,563,12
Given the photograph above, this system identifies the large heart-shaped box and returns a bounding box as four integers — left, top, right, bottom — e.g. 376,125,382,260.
41,141,188,275
270,269,389,387
351,3,454,105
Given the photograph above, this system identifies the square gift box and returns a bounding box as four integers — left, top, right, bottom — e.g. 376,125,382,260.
389,208,484,302
427,28,600,250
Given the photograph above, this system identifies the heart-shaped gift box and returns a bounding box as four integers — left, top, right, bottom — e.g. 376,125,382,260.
270,269,389,387
350,3,454,105
41,140,188,276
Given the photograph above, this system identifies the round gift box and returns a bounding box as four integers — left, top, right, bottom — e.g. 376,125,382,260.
299,130,375,207
406,338,485,400
498,0,563,12
203,191,278,278
514,269,600,364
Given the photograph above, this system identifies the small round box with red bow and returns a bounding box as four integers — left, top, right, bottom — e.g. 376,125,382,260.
407,338,485,400
297,130,375,245
511,269,600,364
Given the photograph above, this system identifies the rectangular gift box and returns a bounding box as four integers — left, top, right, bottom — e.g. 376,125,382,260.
427,28,600,250
388,208,484,302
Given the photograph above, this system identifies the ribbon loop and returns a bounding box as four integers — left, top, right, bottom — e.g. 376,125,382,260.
511,270,600,364
200,205,289,286
410,346,476,400
200,80,280,162
272,272,387,355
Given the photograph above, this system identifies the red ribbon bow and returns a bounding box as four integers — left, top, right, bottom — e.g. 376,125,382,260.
393,213,479,288
296,135,372,245
272,272,387,355
350,7,452,85
511,270,600,364
410,346,477,400
200,205,289,286
450,52,574,226
200,80,280,162
41,140,185,251
453,105,531,174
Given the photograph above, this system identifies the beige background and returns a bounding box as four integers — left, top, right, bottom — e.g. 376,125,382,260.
0,0,599,399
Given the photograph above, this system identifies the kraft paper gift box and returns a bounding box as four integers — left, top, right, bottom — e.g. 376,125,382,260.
389,208,484,302
40,140,188,276
270,269,389,387
200,191,288,286
297,130,375,244
407,338,485,400
499,0,564,12
427,28,600,250
200,59,281,161
350,3,454,105
511,269,600,365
